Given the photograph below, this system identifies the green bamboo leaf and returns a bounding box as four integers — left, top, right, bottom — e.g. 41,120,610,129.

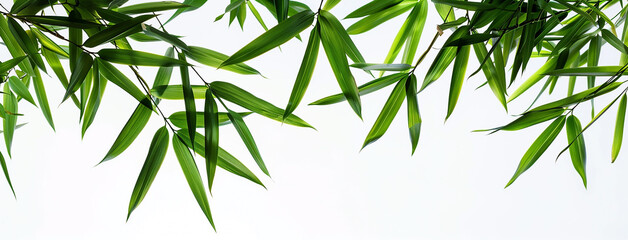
401,0,427,65
80,69,92,122
118,1,189,14
322,0,341,10
476,108,565,133
275,0,289,22
612,93,626,162
151,85,207,99
0,56,27,75
555,0,597,25
0,150,15,197
31,67,55,130
472,42,506,110
210,81,313,128
172,134,215,230
405,74,421,154
420,43,457,90
98,49,190,66
350,63,412,71
310,73,406,105
220,10,315,67
529,82,623,112
284,26,320,120
214,0,245,22
224,108,269,176
508,57,558,102
8,18,46,72
100,100,153,163
169,111,251,128
320,11,367,66
127,126,169,220
183,46,260,75
247,1,269,31
362,76,407,149
8,76,35,106
587,36,602,117
142,25,189,52
64,52,93,102
601,29,628,55
431,0,500,11
84,15,154,48
444,33,497,47
505,116,566,188
31,28,68,58
204,89,219,191
179,52,196,152
346,0,414,35
82,60,107,137
69,10,82,72
544,66,628,76
438,17,467,31
176,130,265,187
167,0,208,23
153,47,175,89
345,0,404,19
20,16,101,29
319,13,362,117
98,60,153,109
566,115,587,187
446,44,470,120
3,85,17,158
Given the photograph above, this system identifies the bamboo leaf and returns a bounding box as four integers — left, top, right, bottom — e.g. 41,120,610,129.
98,49,190,66
345,0,404,19
204,89,219,191
529,82,623,112
362,76,407,149
225,108,269,176
84,15,154,48
210,81,313,128
3,85,17,158
98,60,153,109
8,18,46,72
0,150,14,197
319,13,362,117
178,52,196,152
476,108,565,133
82,60,107,137
566,115,587,187
183,46,260,75
350,63,412,71
172,134,215,230
310,73,406,105
8,76,35,106
446,44,470,120
220,10,315,67
169,111,251,128
405,74,420,154
151,85,207,99
612,93,627,162
64,52,93,102
176,130,265,187
100,100,153,163
284,26,320,119
346,0,414,35
127,127,169,220
20,16,101,28
118,1,189,14
505,116,566,188
0,56,27,74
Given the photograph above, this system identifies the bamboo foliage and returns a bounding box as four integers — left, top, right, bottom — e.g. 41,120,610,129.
0,0,626,231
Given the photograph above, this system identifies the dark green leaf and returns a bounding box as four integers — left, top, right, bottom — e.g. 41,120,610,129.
566,115,587,187
118,1,189,14
362,76,407,149
612,93,626,162
284,26,319,120
84,15,154,48
98,49,190,66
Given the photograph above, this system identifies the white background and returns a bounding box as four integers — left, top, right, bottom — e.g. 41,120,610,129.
0,0,627,239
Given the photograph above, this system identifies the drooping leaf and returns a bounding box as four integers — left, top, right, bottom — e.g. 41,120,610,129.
0,150,15,197
346,0,415,35
446,44,470,120
284,26,320,120
127,127,169,220
310,73,406,105
169,111,251,128
172,134,215,230
529,82,623,112
405,74,421,154
612,94,627,162
82,60,107,137
476,108,565,133
350,63,412,71
566,115,587,187
204,89,219,191
362,76,407,149
178,52,196,152
345,0,404,19
7,18,46,72
224,108,269,176
3,85,17,158
151,85,207,99
64,52,93,102
0,56,27,75
100,100,153,163
20,16,101,28
98,60,153,109
8,76,36,106
505,116,566,188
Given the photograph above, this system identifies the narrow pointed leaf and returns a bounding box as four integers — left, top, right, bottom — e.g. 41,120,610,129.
127,127,169,220
100,100,153,163
8,76,35,106
566,115,587,187
446,45,470,120
284,26,319,119
98,60,154,109
310,73,406,105
406,74,421,154
362,77,407,149
3,85,17,158
98,49,190,66
204,89,219,191
64,52,93,102
220,10,315,67
0,151,14,197
84,15,154,48
505,116,566,188
612,94,627,162
183,46,260,75
226,108,269,176
169,111,251,128
118,1,189,14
